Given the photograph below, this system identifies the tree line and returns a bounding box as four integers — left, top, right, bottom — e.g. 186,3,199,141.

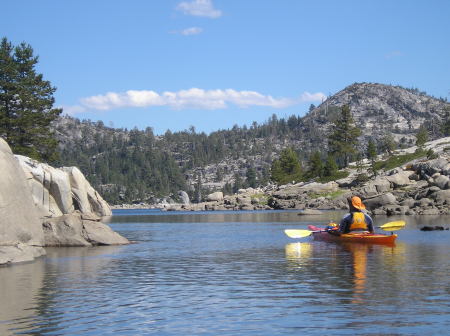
2,37,450,205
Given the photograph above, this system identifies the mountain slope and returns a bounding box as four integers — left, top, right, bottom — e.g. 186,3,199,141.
301,82,449,149
53,83,450,204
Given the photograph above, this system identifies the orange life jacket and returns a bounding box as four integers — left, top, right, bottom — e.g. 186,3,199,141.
349,212,368,231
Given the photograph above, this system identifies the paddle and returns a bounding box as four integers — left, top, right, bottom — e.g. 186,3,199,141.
377,220,406,231
284,229,315,238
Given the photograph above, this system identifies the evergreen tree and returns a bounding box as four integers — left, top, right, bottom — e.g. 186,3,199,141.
380,133,396,156
232,173,243,193
366,138,378,176
246,167,257,188
0,37,61,162
307,151,324,178
270,147,303,184
327,105,361,167
416,125,429,147
441,107,450,136
194,172,202,203
366,138,377,164
323,154,338,177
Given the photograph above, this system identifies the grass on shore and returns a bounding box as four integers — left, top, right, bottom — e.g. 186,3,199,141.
373,149,427,171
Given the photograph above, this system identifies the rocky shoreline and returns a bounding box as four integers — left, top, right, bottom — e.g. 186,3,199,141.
113,139,450,217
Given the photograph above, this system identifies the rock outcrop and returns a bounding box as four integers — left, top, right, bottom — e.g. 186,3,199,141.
16,156,112,218
1,139,128,266
0,138,46,265
43,213,128,246
14,156,128,248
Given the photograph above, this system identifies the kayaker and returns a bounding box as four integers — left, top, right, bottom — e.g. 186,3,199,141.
328,196,374,235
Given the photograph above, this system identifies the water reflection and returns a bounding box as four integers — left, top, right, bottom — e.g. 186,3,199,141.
0,259,45,336
342,243,368,304
111,209,345,225
2,211,450,335
0,245,125,336
284,241,404,306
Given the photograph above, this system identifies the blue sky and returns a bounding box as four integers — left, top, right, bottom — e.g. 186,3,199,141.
2,0,449,134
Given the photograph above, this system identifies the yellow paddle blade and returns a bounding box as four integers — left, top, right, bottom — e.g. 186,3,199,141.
380,226,404,232
284,229,313,239
378,220,406,229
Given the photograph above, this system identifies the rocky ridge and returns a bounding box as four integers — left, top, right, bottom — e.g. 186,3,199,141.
303,83,449,148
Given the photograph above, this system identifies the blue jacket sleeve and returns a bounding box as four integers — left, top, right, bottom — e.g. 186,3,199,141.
365,214,374,232
339,213,352,233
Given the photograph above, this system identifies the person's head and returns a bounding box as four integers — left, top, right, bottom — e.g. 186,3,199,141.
347,196,365,212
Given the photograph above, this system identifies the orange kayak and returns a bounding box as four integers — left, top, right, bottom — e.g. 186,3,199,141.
308,225,397,245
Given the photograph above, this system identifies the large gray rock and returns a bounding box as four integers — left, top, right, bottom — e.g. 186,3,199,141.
364,193,397,210
82,220,130,245
363,177,392,195
0,139,44,247
63,167,111,216
430,189,450,205
43,213,129,246
17,156,111,218
0,139,46,265
1,139,127,265
433,174,450,190
301,181,339,193
207,191,224,202
385,171,412,188
374,177,392,193
43,214,91,246
414,158,450,177
178,190,190,204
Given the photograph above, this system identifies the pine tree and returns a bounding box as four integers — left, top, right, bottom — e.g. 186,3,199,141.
327,105,361,167
366,138,377,164
246,167,257,188
380,133,397,156
416,125,429,147
441,107,450,136
366,138,378,176
307,151,324,178
323,154,338,177
0,37,61,162
270,147,303,184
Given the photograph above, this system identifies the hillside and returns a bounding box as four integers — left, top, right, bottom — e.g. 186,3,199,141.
53,82,450,205
302,83,449,149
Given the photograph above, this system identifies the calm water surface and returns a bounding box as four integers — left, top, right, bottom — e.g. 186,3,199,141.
1,210,450,335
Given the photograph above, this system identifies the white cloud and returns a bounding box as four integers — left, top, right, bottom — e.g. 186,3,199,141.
181,27,203,35
65,88,326,114
176,0,222,18
299,91,327,102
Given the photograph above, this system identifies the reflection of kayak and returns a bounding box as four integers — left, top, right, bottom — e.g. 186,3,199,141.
308,225,397,245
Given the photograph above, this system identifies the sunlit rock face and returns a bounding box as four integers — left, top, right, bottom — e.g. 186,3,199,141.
16,156,112,218
0,138,46,265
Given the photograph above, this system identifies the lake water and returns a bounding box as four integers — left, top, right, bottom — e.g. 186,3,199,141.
1,209,450,335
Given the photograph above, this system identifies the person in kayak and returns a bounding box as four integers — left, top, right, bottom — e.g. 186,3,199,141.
328,196,374,235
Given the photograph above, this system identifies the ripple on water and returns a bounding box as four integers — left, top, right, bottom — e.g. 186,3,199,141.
2,213,450,335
